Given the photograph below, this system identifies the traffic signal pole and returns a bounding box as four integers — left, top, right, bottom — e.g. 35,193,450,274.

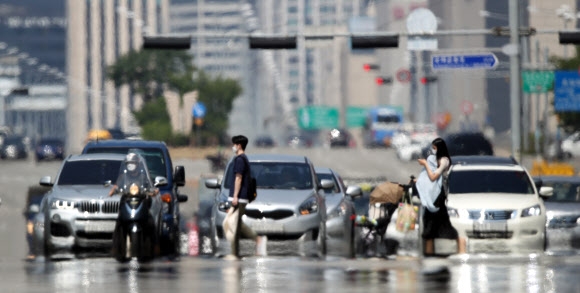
509,0,522,163
144,25,578,161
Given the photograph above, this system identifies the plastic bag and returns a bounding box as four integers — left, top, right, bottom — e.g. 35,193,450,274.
395,202,417,233
222,207,239,242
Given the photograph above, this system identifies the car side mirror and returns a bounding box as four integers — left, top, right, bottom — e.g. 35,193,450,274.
539,186,553,197
320,179,334,190
104,180,112,187
345,185,362,198
174,166,185,187
205,178,221,189
154,176,169,187
39,176,53,187
178,194,188,203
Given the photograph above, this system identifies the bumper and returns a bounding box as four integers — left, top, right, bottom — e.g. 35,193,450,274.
326,216,348,238
46,210,117,251
214,208,322,239
451,216,546,253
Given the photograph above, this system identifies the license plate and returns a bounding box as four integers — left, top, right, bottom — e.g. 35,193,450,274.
83,221,116,233
473,221,507,231
250,222,284,233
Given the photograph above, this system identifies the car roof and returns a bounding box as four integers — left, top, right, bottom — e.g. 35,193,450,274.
66,153,127,162
314,167,333,174
246,153,308,163
451,164,526,172
83,139,166,149
451,155,518,166
533,176,580,183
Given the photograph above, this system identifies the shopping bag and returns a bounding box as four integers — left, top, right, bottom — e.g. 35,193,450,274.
395,202,417,233
222,207,239,242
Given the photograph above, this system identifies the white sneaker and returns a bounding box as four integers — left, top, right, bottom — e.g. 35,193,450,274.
256,236,268,256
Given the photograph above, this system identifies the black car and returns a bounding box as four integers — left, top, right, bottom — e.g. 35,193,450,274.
1,136,28,160
35,138,65,161
254,135,276,148
421,132,494,158
327,128,352,148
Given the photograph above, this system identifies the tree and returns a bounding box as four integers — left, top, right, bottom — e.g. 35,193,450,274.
550,46,580,132
196,72,242,144
108,49,243,146
107,49,195,104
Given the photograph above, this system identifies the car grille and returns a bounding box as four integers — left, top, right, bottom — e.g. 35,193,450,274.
548,216,579,229
468,210,514,221
77,200,119,214
466,231,513,239
245,209,294,220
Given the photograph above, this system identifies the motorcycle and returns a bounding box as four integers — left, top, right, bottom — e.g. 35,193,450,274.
111,153,166,262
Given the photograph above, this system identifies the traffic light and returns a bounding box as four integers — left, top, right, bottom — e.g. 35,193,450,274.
249,36,297,49
559,32,580,44
375,77,393,85
351,35,399,49
363,63,379,72
420,76,437,84
142,36,191,49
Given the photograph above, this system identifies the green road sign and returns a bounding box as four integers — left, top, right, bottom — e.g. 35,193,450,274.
346,106,369,127
297,106,339,130
522,70,554,93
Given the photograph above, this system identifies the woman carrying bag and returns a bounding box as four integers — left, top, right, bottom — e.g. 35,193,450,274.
416,137,466,256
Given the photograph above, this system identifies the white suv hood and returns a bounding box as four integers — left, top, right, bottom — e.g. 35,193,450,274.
448,193,542,210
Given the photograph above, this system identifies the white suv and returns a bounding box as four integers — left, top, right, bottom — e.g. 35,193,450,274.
447,161,552,253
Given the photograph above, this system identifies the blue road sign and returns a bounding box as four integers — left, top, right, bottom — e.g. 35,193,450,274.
554,71,580,112
431,53,498,70
192,102,207,118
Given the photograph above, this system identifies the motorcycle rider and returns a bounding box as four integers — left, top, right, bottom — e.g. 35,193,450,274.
109,152,157,197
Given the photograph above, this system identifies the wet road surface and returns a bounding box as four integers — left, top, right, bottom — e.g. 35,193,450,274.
2,252,579,293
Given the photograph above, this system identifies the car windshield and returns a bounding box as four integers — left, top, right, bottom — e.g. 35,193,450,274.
84,147,167,180
448,170,535,194
225,162,313,190
376,114,401,123
57,160,122,185
542,181,580,202
316,173,340,194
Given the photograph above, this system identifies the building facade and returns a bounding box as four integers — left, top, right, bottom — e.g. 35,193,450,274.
66,0,169,153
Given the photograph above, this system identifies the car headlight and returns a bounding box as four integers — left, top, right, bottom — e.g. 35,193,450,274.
521,204,542,217
129,184,140,196
327,202,347,219
51,199,75,210
299,197,318,215
218,201,231,212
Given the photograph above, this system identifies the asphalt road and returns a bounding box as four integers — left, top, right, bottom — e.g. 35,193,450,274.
2,147,580,292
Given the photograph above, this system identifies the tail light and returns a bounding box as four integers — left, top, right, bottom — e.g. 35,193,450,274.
161,193,172,203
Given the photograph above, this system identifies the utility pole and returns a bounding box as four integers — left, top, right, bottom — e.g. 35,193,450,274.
509,0,522,163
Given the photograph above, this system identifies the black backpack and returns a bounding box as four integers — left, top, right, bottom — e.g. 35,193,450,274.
241,155,257,203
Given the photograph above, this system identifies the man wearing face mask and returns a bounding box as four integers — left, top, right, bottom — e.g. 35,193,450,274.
225,135,267,259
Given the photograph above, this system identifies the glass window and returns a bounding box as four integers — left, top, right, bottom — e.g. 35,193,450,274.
543,181,580,202
84,147,167,180
225,162,313,190
316,173,340,194
58,160,121,185
448,170,535,194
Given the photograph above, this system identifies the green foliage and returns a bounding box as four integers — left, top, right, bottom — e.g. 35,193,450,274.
550,46,580,132
196,72,242,144
109,49,242,146
107,49,195,103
